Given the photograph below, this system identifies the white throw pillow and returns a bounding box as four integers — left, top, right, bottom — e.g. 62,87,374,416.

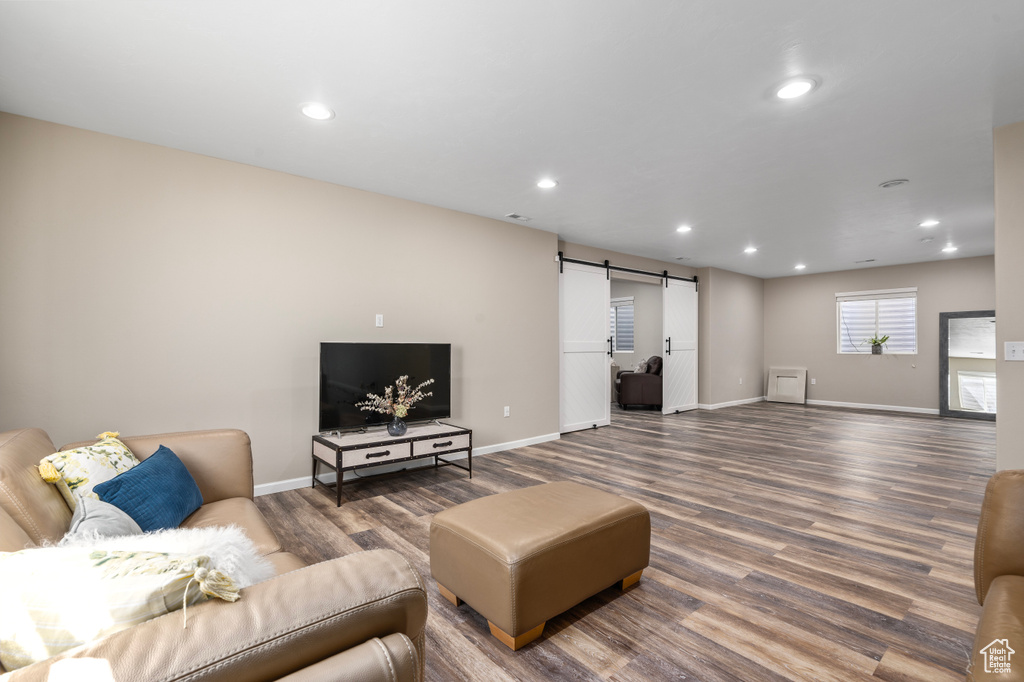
64,497,143,540
59,525,275,589
0,548,238,670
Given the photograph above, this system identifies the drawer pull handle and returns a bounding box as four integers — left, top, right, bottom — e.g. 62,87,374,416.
365,449,391,459
432,441,453,449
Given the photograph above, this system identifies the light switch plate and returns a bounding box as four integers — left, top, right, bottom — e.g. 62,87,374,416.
1006,342,1024,361
375,314,384,328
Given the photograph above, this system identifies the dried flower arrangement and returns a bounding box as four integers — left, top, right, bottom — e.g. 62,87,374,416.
355,375,434,419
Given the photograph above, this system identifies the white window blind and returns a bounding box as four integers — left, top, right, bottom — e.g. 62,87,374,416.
610,298,634,352
958,371,997,413
836,288,917,354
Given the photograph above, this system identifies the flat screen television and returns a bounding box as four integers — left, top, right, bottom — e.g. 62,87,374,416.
319,342,452,432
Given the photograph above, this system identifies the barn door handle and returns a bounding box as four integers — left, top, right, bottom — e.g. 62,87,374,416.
608,337,613,356
666,336,672,355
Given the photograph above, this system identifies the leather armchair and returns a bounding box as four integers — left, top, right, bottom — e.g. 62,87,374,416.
969,470,1024,681
616,356,663,408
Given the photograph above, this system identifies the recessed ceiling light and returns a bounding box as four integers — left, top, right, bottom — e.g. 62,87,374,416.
676,225,692,233
794,264,807,270
505,213,532,222
919,219,940,227
776,77,817,99
879,178,909,189
300,103,335,120
942,244,958,253
744,246,757,254
537,178,558,189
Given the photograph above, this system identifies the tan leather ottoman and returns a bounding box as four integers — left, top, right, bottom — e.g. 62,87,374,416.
429,481,651,650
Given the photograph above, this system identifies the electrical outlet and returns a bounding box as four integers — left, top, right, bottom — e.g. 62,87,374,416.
739,377,743,385
375,314,383,328
811,378,816,385
504,406,510,417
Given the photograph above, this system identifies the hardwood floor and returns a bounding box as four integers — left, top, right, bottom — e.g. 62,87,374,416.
255,403,995,681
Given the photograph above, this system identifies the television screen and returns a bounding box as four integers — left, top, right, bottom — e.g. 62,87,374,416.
319,342,452,432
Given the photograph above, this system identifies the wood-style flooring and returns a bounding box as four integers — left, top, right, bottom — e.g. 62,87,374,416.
255,403,995,681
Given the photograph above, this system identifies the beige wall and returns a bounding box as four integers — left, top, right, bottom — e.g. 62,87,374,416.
697,267,764,407
610,278,662,371
0,113,560,486
995,121,1024,468
764,257,995,411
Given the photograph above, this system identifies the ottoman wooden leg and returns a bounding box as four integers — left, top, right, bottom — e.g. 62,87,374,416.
488,621,545,651
437,582,463,607
621,569,643,590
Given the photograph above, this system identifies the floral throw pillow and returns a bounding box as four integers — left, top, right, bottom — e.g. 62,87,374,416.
37,432,140,511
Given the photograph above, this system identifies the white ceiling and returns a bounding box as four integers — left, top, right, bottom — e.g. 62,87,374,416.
2,1,1022,279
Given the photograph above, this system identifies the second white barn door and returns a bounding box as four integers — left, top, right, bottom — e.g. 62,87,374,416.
559,261,611,433
662,278,698,414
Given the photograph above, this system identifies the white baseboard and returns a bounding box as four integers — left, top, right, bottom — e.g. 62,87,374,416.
253,431,561,497
472,432,560,456
804,399,939,415
698,396,766,410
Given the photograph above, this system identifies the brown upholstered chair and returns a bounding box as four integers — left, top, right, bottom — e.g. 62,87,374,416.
616,356,663,409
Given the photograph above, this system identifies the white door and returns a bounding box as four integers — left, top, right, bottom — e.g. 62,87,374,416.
662,279,698,414
559,261,611,432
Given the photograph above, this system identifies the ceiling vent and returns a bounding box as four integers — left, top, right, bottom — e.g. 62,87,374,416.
674,256,691,261
855,258,876,264
505,213,532,222
878,178,909,189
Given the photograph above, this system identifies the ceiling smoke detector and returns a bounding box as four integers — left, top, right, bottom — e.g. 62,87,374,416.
878,178,909,189
504,213,532,222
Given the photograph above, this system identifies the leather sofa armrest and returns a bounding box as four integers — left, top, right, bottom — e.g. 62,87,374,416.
63,429,256,503
975,470,1024,604
277,633,418,682
5,549,427,682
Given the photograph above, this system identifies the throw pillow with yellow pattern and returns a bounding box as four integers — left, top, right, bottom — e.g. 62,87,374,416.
38,432,140,510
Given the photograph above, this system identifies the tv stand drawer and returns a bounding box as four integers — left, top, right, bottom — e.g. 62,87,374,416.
412,433,470,457
342,442,411,468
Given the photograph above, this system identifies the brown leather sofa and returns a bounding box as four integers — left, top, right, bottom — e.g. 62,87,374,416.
969,470,1024,681
0,427,427,681
616,355,663,408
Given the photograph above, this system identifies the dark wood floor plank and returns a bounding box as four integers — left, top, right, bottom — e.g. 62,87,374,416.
258,403,993,681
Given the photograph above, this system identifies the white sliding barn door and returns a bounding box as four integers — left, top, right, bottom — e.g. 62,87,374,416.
662,279,698,414
559,261,611,433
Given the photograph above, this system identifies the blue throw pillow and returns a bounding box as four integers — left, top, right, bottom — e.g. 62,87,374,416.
93,445,203,532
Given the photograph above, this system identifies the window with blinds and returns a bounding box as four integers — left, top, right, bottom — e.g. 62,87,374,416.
836,288,917,354
610,298,635,352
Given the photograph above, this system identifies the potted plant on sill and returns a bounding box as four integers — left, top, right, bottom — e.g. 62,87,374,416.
867,334,890,355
